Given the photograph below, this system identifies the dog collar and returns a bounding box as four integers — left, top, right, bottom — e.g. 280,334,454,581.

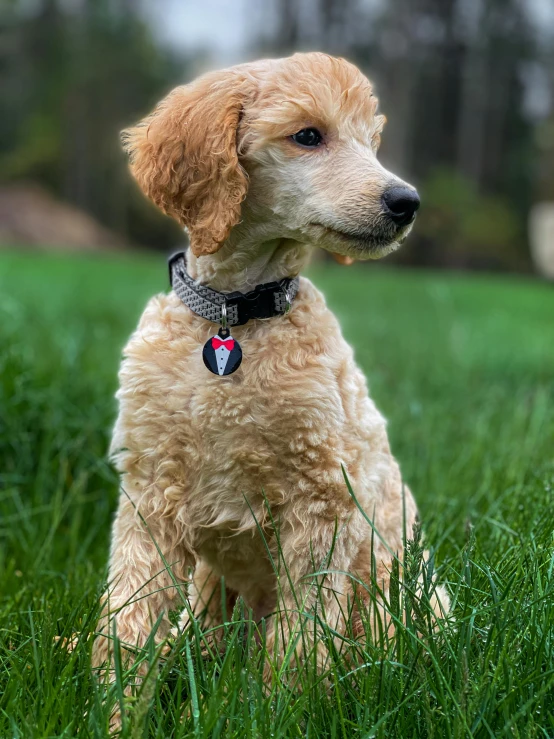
168,251,300,377
168,251,300,327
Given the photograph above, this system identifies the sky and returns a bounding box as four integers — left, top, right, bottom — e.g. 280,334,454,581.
140,0,554,67
139,0,255,66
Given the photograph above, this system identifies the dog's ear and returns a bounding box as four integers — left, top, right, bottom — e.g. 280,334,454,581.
122,71,253,257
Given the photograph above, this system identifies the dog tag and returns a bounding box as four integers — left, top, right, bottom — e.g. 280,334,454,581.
202,327,242,376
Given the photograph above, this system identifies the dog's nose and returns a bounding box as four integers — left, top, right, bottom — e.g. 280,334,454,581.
382,186,420,226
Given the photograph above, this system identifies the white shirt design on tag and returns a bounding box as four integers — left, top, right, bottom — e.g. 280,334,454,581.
214,344,231,375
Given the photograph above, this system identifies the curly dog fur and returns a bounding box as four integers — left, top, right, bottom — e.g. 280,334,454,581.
93,52,448,682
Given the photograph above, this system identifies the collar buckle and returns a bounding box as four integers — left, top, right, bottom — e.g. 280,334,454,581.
226,282,280,326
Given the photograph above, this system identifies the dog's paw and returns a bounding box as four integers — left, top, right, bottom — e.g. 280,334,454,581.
54,633,82,652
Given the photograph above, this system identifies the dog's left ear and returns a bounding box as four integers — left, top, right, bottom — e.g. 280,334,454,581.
122,70,254,257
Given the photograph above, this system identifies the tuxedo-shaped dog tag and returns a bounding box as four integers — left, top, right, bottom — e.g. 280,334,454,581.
202,327,242,376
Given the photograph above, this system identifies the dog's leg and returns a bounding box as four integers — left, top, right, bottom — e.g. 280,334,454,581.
263,516,361,681
92,491,192,680
175,561,237,639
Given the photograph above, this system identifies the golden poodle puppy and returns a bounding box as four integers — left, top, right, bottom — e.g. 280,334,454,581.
93,52,448,683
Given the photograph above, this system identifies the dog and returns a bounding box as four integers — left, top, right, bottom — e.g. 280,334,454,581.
93,52,448,684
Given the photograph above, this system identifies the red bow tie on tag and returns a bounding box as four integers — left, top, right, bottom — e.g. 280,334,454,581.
212,336,235,351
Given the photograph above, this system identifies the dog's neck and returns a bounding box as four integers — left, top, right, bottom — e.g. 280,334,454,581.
187,232,313,293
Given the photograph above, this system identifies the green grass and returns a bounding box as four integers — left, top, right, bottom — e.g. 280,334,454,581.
1,250,553,737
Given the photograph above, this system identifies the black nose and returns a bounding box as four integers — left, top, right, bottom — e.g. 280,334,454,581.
382,186,420,226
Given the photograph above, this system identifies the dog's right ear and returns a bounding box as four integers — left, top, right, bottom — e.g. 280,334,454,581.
122,70,254,257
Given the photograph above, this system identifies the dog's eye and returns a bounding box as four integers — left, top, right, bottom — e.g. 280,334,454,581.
290,128,323,148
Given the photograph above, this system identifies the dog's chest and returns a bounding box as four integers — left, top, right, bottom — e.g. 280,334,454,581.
181,338,349,502
117,281,386,540
171,328,378,529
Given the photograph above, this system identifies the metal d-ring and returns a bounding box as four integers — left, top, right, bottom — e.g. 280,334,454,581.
220,301,228,329
283,287,291,315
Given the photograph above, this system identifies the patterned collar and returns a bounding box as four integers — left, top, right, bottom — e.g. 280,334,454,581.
168,251,300,327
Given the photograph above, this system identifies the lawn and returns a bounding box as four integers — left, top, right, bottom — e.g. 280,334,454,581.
1,250,553,738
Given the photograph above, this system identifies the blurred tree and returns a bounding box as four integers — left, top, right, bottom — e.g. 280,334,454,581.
372,0,537,267
534,12,554,202
0,0,189,248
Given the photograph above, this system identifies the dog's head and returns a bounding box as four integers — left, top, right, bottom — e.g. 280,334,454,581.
123,52,419,261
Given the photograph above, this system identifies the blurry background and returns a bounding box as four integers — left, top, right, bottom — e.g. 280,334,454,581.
2,0,554,274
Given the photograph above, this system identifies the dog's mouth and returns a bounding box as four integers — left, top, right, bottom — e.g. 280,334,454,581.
307,218,413,259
